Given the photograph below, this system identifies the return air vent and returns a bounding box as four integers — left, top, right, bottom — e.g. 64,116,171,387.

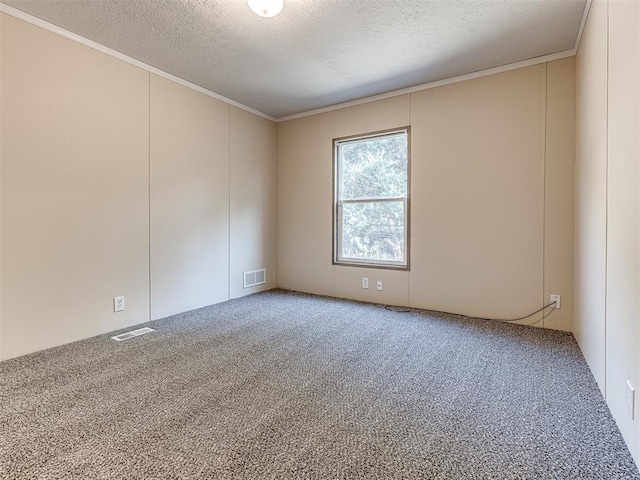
111,327,154,342
244,268,267,288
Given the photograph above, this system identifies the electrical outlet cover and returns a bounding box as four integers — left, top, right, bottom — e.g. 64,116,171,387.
626,381,635,420
114,296,125,312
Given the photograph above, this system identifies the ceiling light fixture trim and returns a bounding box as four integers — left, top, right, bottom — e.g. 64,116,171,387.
247,0,284,18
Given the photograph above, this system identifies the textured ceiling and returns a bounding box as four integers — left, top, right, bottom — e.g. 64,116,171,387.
2,0,587,119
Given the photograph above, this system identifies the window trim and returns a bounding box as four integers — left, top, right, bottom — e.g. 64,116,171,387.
332,127,411,271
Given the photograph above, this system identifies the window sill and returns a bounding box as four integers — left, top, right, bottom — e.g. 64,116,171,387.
333,260,410,271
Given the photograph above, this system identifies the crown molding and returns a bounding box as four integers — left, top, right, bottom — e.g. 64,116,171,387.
573,0,593,54
1,1,589,124
0,3,277,122
277,49,576,122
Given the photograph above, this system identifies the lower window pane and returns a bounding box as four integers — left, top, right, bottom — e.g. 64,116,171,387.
341,201,405,263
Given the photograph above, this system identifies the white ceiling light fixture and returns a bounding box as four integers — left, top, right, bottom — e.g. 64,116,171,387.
247,0,284,18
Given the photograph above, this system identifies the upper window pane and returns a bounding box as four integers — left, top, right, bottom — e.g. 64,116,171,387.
339,132,407,200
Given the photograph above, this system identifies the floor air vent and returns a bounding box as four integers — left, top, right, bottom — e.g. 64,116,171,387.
244,268,267,288
111,327,154,341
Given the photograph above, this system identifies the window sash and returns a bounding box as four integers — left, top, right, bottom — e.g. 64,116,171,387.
336,131,408,202
338,197,406,205
336,198,408,267
333,127,410,269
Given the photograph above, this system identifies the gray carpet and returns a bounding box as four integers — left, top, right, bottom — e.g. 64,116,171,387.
1,289,638,480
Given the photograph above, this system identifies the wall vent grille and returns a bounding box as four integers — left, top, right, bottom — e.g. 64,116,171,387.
111,327,155,342
244,269,267,288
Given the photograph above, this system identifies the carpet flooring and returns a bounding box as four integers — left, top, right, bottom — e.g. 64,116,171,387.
1,289,638,479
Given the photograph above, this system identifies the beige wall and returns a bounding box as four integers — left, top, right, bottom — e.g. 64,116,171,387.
1,14,150,359
606,0,640,462
545,59,575,332
0,13,4,361
229,106,277,299
278,60,574,329
575,0,640,466
277,111,335,297
410,66,546,321
575,0,640,462
0,14,277,360
574,0,608,394
150,75,230,320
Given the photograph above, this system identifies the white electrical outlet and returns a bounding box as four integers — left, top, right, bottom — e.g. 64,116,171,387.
626,381,635,420
113,296,125,312
550,294,561,309
362,277,369,289
376,280,383,291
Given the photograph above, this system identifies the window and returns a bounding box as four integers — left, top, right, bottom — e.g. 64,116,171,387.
333,128,410,269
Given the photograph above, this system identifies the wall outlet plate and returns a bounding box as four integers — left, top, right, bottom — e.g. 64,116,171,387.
113,296,125,312
626,381,635,420
362,277,369,289
376,280,383,291
550,294,561,309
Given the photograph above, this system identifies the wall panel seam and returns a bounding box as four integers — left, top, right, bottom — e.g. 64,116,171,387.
543,62,548,328
148,72,152,322
228,107,232,300
603,0,610,399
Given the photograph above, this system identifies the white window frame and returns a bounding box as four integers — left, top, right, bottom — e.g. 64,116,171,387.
333,128,410,270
